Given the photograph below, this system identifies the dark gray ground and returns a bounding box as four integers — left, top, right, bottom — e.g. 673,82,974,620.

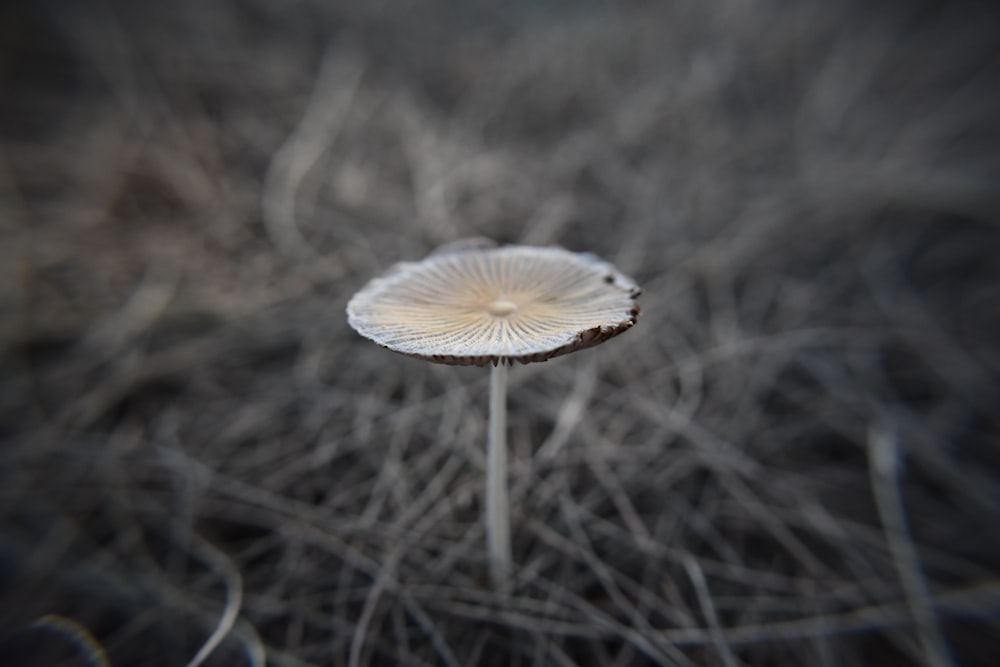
2,1,1000,665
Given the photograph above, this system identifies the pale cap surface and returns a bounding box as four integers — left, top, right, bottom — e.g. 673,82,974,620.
346,243,640,366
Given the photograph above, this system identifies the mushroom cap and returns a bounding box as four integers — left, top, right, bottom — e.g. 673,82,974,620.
346,242,640,367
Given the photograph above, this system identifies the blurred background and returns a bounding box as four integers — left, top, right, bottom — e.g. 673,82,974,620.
2,0,999,665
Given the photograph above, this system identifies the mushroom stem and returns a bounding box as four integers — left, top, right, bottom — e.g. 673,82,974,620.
487,360,512,590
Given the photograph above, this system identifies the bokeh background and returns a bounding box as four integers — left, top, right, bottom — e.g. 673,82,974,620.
2,1,999,665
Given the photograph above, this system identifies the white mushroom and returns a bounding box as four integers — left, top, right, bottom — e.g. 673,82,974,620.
347,240,640,588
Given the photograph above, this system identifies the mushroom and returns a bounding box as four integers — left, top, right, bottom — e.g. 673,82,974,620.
346,240,640,588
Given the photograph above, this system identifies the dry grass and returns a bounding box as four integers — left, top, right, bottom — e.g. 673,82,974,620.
2,1,999,665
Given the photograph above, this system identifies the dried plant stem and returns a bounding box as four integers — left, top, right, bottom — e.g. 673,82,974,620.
487,361,512,590
185,534,251,667
869,426,955,667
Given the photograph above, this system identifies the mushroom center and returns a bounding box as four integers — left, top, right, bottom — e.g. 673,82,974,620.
486,299,518,317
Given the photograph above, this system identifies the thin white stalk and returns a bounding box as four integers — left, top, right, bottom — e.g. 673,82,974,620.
487,361,511,590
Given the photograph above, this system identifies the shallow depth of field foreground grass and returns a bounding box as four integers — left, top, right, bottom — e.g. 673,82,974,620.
2,1,1000,665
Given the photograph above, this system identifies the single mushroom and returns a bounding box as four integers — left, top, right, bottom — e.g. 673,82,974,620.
346,240,640,588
